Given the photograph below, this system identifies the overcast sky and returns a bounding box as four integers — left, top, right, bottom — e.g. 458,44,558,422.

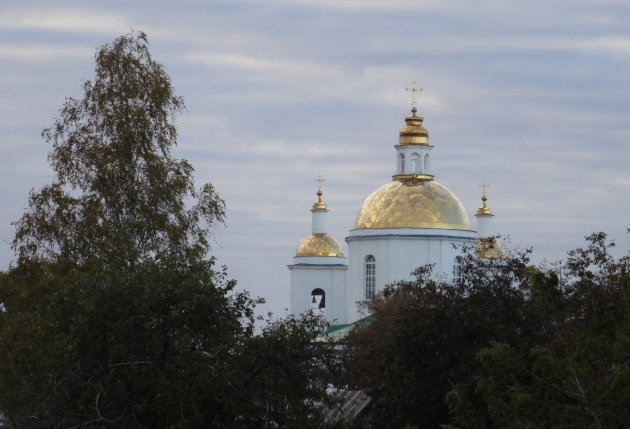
2,0,629,317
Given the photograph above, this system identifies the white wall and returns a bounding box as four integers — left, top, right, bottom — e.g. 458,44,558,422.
345,229,476,323
288,257,348,324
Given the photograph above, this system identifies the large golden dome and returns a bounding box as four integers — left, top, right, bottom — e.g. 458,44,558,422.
296,233,345,257
354,180,473,230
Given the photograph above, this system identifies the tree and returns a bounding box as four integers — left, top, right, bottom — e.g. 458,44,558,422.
343,234,630,429
343,246,536,428
13,31,222,267
227,314,343,428
460,233,630,429
0,32,339,428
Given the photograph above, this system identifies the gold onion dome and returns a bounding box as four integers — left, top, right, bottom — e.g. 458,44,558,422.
476,194,493,216
312,189,327,211
476,237,505,259
354,180,473,230
296,234,345,257
354,107,472,231
399,107,429,145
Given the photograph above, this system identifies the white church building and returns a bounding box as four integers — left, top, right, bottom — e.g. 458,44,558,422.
288,105,499,325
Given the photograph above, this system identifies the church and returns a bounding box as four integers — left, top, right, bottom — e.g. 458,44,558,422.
288,100,501,325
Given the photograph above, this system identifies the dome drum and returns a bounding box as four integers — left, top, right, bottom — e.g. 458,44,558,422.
392,173,434,182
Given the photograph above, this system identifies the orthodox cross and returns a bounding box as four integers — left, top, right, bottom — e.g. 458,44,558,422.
405,81,423,109
314,174,325,191
479,181,490,197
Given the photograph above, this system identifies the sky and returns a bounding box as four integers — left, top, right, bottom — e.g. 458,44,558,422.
1,0,630,317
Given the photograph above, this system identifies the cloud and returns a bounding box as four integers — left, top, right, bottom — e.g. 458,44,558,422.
181,49,456,109
379,34,630,57
0,7,130,35
181,51,342,81
0,43,92,60
609,177,630,189
243,0,447,11
2,0,630,318
249,139,359,157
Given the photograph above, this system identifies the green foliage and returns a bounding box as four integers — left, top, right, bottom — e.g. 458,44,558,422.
344,234,630,428
0,257,255,427
13,31,223,267
344,249,534,428
0,32,339,428
466,233,630,429
226,315,343,428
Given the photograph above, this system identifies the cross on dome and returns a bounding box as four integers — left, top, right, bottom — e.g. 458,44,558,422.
405,81,423,111
312,175,327,210
477,181,493,215
479,181,490,198
314,174,325,191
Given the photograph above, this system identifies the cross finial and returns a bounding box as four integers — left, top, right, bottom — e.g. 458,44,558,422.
479,181,490,197
405,81,423,110
313,175,327,208
477,181,493,215
314,174,325,191
479,181,490,208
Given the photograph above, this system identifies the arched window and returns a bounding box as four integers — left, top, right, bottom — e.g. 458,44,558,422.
365,255,376,299
424,153,430,172
411,153,419,173
310,288,325,314
399,153,405,174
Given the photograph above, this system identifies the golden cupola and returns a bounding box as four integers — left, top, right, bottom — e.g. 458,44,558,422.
476,193,493,216
296,187,345,257
476,237,504,259
474,186,504,259
354,107,473,231
398,106,429,145
475,183,494,234
296,234,344,257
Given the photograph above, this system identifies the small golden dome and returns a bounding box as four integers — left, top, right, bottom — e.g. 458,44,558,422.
399,107,429,145
296,233,345,257
476,237,505,259
312,189,327,211
476,195,493,216
476,182,493,216
354,180,473,230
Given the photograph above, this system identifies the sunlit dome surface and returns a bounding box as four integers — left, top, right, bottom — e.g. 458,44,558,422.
296,233,345,257
476,238,505,259
354,180,473,231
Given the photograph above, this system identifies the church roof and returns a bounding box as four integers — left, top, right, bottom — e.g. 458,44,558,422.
476,237,505,259
353,105,473,232
398,107,429,146
296,233,345,257
353,179,473,231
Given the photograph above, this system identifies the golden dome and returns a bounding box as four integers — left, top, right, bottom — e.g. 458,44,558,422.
296,233,345,257
312,189,327,211
354,180,473,230
399,107,429,145
476,194,493,216
476,237,505,259
476,184,493,216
